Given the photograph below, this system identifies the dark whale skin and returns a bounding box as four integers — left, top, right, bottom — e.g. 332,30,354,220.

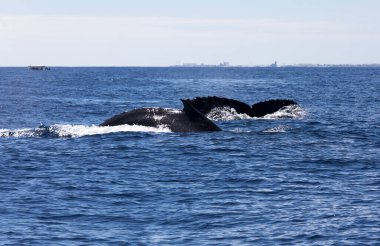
99,99,221,132
251,99,297,117
188,96,297,117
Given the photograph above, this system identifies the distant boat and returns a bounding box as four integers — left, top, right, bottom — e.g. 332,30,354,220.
270,61,278,68
28,66,50,70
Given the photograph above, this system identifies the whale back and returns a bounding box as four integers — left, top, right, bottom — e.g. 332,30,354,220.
99,100,221,132
99,108,176,127
251,99,297,117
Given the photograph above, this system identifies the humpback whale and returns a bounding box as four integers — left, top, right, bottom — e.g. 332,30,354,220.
188,96,297,117
100,96,298,132
100,99,221,132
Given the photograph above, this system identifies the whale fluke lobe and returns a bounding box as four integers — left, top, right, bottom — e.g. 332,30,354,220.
188,96,252,116
251,99,297,117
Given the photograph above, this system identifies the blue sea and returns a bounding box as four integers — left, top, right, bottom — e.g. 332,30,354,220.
0,67,379,245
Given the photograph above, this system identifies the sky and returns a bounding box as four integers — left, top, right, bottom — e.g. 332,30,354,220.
0,0,379,66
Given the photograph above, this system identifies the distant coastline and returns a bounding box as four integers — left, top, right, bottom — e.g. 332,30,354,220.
1,63,380,68
171,62,380,68
280,63,380,68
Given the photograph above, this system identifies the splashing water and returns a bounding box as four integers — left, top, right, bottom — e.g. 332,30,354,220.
263,125,290,133
262,105,306,119
206,107,251,121
0,124,171,138
206,105,306,121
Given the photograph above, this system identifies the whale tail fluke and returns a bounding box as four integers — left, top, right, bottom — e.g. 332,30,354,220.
188,96,298,118
188,96,252,116
251,99,297,117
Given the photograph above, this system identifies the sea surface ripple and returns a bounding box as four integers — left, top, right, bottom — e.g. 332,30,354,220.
0,67,379,245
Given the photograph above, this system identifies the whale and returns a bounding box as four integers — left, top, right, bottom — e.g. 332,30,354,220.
100,99,222,132
188,96,297,117
99,96,298,132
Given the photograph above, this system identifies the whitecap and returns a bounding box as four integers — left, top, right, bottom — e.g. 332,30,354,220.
262,104,306,119
206,105,306,121
263,125,289,133
206,107,251,121
0,124,171,138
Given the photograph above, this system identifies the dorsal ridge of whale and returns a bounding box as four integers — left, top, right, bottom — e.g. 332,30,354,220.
181,99,222,132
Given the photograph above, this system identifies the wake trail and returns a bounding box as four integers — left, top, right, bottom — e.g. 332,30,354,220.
0,124,171,138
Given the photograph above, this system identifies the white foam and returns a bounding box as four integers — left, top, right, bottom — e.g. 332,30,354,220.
262,105,306,119
54,124,172,137
206,107,251,121
206,105,306,121
0,128,38,138
0,124,171,138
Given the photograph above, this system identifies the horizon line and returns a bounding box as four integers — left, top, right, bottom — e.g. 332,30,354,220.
1,63,380,68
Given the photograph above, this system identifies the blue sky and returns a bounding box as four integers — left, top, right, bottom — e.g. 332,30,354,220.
1,0,379,66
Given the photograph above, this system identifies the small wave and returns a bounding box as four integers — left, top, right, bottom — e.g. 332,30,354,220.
263,125,290,133
206,107,251,121
0,124,171,138
262,105,306,119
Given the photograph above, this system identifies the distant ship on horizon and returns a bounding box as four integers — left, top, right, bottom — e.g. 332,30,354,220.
270,61,278,68
28,65,50,70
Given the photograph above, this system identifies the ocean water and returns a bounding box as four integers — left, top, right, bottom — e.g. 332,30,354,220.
0,67,379,245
